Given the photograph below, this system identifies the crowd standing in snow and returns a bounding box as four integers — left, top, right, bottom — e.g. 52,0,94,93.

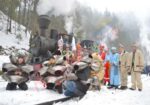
1,39,144,97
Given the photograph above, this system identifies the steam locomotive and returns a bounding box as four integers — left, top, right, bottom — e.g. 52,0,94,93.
29,15,96,66
29,15,73,64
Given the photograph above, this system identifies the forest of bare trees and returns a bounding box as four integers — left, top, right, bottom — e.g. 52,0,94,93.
0,0,39,34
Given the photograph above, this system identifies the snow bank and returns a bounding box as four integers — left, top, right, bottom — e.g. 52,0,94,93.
0,55,10,70
0,31,29,49
0,11,30,49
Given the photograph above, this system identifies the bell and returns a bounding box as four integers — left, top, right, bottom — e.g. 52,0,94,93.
91,63,100,71
73,61,88,71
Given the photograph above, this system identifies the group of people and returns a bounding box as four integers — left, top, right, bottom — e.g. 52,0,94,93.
98,43,144,91
102,43,144,91
1,40,144,97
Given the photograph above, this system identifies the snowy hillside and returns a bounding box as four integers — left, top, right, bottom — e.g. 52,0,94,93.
0,11,30,70
0,56,10,70
0,11,30,49
0,75,150,105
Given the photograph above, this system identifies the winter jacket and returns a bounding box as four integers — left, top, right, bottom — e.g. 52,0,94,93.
127,49,144,72
90,53,104,81
119,51,129,68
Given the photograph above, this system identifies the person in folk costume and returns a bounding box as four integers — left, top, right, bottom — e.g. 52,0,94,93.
99,45,106,61
90,53,104,90
76,42,82,61
98,44,106,84
127,43,144,91
39,55,68,94
103,50,111,85
70,36,77,63
108,47,120,89
2,49,34,90
82,44,91,56
118,44,129,90
63,44,75,64
55,36,64,55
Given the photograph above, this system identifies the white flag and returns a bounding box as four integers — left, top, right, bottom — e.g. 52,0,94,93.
71,36,76,51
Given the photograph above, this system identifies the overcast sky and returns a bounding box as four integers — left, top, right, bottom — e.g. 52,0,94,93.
78,0,150,13
77,0,150,22
37,0,150,23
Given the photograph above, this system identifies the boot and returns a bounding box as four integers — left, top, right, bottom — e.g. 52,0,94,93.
46,83,55,90
119,86,128,90
55,84,63,94
108,82,110,86
18,82,28,90
138,89,142,91
74,89,85,97
114,86,118,89
6,83,17,90
129,87,136,91
107,85,114,89
103,82,106,86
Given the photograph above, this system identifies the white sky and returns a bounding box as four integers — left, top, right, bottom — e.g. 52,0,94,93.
77,0,150,22
37,0,150,20
77,0,150,13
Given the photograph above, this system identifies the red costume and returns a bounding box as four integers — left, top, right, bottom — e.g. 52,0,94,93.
99,45,106,60
99,44,110,85
104,61,110,84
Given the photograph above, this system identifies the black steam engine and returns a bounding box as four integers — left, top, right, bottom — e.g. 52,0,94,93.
29,15,72,64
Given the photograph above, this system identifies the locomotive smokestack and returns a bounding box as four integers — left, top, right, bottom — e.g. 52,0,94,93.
38,15,50,36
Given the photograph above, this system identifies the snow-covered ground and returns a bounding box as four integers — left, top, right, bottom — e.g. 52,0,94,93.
0,55,10,70
57,75,150,105
0,77,65,105
0,75,150,105
0,31,29,49
1,55,149,105
0,55,149,105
